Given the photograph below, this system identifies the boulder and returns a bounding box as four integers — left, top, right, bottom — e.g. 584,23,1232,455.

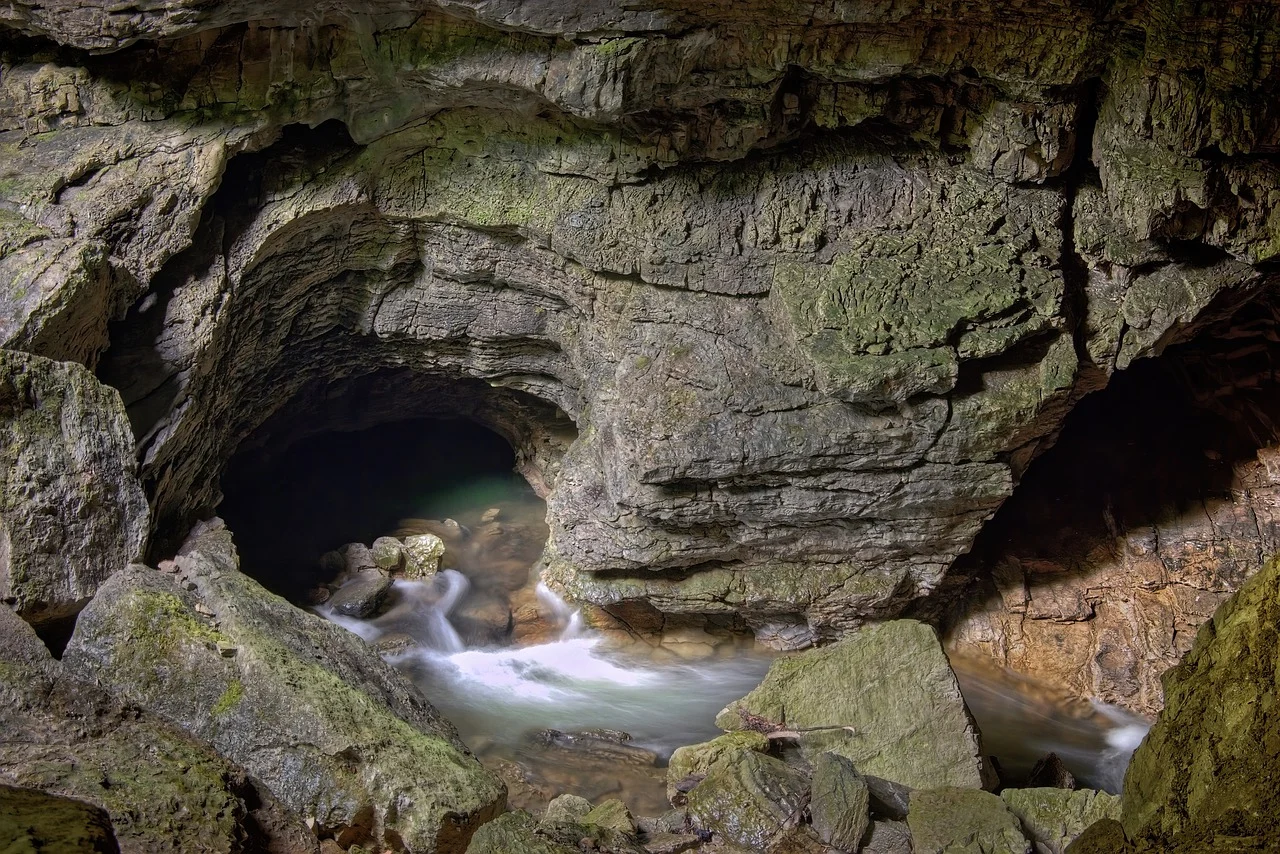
1001,788,1120,854
685,751,821,853
467,811,577,854
862,820,913,854
0,784,120,854
327,569,394,618
371,536,405,571
908,788,1031,854
809,752,870,852
1118,555,1280,851
404,533,448,578
541,794,592,826
582,799,636,835
666,731,770,804
0,350,148,626
0,603,316,854
716,620,993,790
62,520,505,853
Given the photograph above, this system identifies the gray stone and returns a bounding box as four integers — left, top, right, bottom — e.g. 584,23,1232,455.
809,752,870,852
62,520,505,853
326,569,393,618
0,351,148,626
1001,788,1121,854
685,751,820,853
541,793,593,826
717,621,993,790
908,788,1031,854
370,536,405,571
862,820,914,854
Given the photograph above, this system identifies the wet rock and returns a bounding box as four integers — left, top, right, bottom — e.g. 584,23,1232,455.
0,600,316,854
1119,555,1280,851
1063,818,1132,854
666,731,770,804
582,799,637,835
370,536,405,571
542,793,593,826
62,520,505,853
1000,788,1121,854
685,751,820,853
809,752,870,852
454,590,515,645
531,730,659,767
0,350,149,627
326,569,393,618
1025,753,1076,789
641,831,702,854
717,620,993,790
403,533,448,579
658,625,720,660
373,631,417,656
861,819,913,854
907,788,1031,854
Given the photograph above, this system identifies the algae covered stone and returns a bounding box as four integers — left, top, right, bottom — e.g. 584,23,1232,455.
467,811,577,854
685,750,819,853
716,620,992,789
908,787,1031,854
1001,788,1120,854
666,730,769,803
404,533,448,578
0,350,149,626
62,520,504,853
1118,555,1280,851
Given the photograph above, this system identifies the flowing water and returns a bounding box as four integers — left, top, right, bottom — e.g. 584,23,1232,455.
315,474,1150,813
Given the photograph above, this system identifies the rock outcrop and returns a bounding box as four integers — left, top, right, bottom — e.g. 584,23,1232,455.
716,620,993,790
2,0,1277,648
0,349,149,627
1115,555,1280,851
62,521,505,853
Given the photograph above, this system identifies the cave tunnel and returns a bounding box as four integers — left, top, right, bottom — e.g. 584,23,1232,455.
211,368,573,604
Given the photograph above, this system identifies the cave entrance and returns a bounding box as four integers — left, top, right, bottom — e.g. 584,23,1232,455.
218,416,546,606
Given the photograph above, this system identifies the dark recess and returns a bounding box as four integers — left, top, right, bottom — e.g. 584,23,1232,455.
218,417,517,601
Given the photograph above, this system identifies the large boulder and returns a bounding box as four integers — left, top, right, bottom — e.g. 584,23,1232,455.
809,752,871,852
0,350,148,626
1115,555,1280,851
0,602,316,854
62,520,505,853
685,751,822,853
1001,788,1120,854
907,788,1031,854
716,620,994,789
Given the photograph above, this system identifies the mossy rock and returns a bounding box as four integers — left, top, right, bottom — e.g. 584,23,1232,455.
907,787,1031,854
1000,788,1120,854
666,731,769,803
0,784,120,854
685,751,818,853
716,620,992,790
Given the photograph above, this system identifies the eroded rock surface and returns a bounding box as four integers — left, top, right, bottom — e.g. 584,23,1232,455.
2,1,1277,645
0,350,148,627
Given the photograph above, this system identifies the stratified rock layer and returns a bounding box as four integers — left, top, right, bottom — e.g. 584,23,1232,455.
2,0,1277,645
0,349,149,626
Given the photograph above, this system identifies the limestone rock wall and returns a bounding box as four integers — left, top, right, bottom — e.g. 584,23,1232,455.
2,1,1279,643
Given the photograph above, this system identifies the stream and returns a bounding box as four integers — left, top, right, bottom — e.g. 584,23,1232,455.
315,475,1150,813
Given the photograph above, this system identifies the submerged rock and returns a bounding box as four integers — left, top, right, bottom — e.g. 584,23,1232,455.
908,788,1031,854
62,520,505,853
0,350,149,627
716,620,993,790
